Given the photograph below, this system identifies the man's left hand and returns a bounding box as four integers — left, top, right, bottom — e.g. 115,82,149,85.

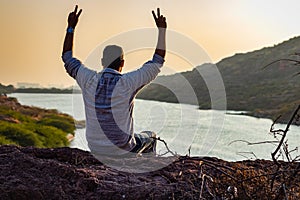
68,5,82,28
152,8,167,29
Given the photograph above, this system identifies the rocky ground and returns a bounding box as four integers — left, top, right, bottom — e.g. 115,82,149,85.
0,145,300,200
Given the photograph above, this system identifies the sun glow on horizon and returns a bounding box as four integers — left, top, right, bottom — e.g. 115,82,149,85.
1,0,300,87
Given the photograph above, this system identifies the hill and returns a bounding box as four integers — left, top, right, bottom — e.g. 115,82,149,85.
137,36,300,123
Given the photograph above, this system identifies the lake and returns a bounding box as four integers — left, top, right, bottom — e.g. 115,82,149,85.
9,93,300,161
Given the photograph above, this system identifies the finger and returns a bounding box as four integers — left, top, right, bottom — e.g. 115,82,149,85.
157,8,160,17
74,5,78,13
77,9,82,17
152,10,157,20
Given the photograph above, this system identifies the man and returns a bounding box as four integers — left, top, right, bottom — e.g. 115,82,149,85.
62,6,167,156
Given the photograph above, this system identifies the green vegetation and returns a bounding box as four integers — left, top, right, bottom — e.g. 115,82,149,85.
137,36,300,124
38,114,75,134
0,96,75,147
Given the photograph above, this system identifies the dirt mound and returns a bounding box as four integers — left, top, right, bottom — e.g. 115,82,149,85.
0,145,299,199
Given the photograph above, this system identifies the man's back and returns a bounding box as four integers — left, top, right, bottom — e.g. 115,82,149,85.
62,52,164,155
83,68,135,155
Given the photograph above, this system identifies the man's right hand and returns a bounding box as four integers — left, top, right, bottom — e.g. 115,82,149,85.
152,8,167,59
68,5,82,28
152,8,167,29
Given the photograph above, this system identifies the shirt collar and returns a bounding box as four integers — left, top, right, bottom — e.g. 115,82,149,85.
100,67,122,75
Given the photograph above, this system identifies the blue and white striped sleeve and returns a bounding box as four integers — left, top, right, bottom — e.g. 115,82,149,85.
62,51,81,79
62,51,96,89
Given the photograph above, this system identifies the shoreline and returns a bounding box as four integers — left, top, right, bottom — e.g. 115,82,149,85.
7,92,299,126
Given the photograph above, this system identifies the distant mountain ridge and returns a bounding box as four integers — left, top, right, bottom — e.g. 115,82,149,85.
137,36,300,123
0,84,81,94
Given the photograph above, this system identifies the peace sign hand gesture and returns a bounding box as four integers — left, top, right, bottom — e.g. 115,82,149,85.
152,8,167,29
68,5,82,28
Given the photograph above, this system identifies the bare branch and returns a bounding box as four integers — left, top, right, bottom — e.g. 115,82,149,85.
271,105,300,165
152,136,177,156
262,58,300,70
229,139,279,146
237,151,258,159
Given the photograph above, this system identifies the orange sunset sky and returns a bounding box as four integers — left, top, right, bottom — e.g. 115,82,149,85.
1,0,300,87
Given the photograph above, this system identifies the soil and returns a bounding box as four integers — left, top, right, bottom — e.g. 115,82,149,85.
0,145,299,199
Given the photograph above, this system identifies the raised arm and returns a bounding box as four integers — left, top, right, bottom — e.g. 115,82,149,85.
62,5,82,54
152,8,167,59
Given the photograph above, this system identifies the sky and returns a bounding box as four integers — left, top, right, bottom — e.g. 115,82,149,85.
1,0,300,87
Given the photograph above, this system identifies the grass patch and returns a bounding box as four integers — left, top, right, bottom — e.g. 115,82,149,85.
0,96,75,148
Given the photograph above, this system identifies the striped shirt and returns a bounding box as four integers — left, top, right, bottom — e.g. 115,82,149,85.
62,51,164,155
